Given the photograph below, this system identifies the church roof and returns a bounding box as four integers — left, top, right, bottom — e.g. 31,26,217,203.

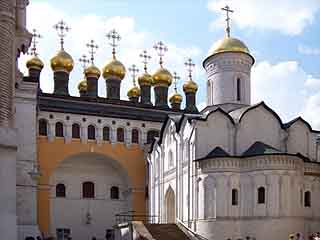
242,141,282,156
206,146,230,158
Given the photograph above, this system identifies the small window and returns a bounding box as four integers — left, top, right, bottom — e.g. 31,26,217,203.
55,122,64,137
103,126,110,141
236,78,241,101
232,188,238,206
132,129,139,144
117,128,124,142
88,125,95,140
304,191,311,207
72,123,80,139
147,130,160,144
56,228,71,240
83,182,94,198
257,187,265,204
110,186,119,199
39,119,48,136
56,184,66,198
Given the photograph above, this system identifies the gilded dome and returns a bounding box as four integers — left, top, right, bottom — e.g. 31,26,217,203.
26,56,44,71
50,50,74,72
169,93,183,104
138,72,153,86
183,80,198,93
127,86,141,98
209,37,250,55
152,67,172,87
102,58,126,80
78,79,87,92
85,64,101,78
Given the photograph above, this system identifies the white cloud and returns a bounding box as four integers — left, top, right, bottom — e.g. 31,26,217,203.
301,94,320,129
20,2,202,102
207,0,320,35
305,75,320,89
298,44,320,55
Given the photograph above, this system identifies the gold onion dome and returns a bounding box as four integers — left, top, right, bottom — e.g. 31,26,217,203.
169,92,183,104
127,86,141,98
78,79,87,92
26,55,44,70
183,80,198,93
152,68,173,87
85,64,101,78
138,72,153,86
102,57,126,80
209,37,250,55
50,50,74,72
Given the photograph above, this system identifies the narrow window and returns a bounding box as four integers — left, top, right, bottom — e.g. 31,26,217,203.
132,129,139,144
168,150,174,168
236,78,241,101
147,130,160,144
56,228,71,240
39,119,48,136
117,128,124,142
103,126,110,141
55,122,64,137
56,183,66,198
232,188,239,206
257,187,265,204
304,191,311,207
110,186,119,199
72,123,80,139
83,181,95,198
88,125,95,140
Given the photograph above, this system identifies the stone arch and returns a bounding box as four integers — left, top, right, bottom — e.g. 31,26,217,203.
164,185,176,223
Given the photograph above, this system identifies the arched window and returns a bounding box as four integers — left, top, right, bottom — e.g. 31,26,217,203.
132,129,139,144
103,126,110,141
257,187,266,204
72,123,80,139
147,130,160,144
88,125,95,140
236,78,241,101
83,182,94,198
39,119,48,136
55,122,64,137
304,191,311,207
117,128,124,142
110,186,119,199
56,183,66,198
232,188,239,206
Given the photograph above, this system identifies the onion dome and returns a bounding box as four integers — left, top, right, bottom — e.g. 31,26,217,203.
26,56,44,71
78,79,87,92
50,50,74,72
102,57,126,80
183,80,198,93
152,67,173,87
169,92,183,104
138,72,153,86
127,86,141,99
210,37,250,55
85,64,101,78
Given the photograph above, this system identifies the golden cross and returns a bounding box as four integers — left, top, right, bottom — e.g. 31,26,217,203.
53,20,71,50
184,58,195,80
221,5,234,37
30,29,42,56
173,72,180,93
153,41,168,67
139,50,152,72
86,40,98,64
128,64,139,86
106,29,121,58
79,54,90,70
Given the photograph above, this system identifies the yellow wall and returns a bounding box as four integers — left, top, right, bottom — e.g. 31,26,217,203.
37,137,147,235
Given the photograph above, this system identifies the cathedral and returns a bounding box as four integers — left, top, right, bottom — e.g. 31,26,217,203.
0,1,320,240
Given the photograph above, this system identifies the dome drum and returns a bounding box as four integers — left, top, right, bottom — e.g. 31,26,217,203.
53,71,70,96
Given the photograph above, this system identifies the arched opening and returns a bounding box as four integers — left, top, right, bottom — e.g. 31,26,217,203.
147,130,159,144
39,119,48,136
117,128,124,142
165,186,175,223
304,191,311,207
88,125,95,140
232,188,238,206
55,122,64,137
110,186,119,200
72,123,80,139
103,126,110,141
258,186,266,204
83,181,95,198
236,78,241,101
56,183,66,198
132,129,139,144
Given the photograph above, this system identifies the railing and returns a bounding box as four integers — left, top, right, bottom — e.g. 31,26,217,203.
176,218,209,240
115,211,158,224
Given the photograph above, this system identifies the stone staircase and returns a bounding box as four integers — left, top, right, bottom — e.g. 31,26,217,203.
144,223,192,240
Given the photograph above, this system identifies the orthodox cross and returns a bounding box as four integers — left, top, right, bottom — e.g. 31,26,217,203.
173,72,180,93
139,50,152,72
153,41,168,67
106,29,121,58
53,20,70,50
221,5,234,37
86,40,98,64
30,29,42,56
184,58,195,80
79,54,90,70
129,64,139,86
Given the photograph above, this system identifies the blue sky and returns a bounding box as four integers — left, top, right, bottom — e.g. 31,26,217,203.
21,0,320,128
